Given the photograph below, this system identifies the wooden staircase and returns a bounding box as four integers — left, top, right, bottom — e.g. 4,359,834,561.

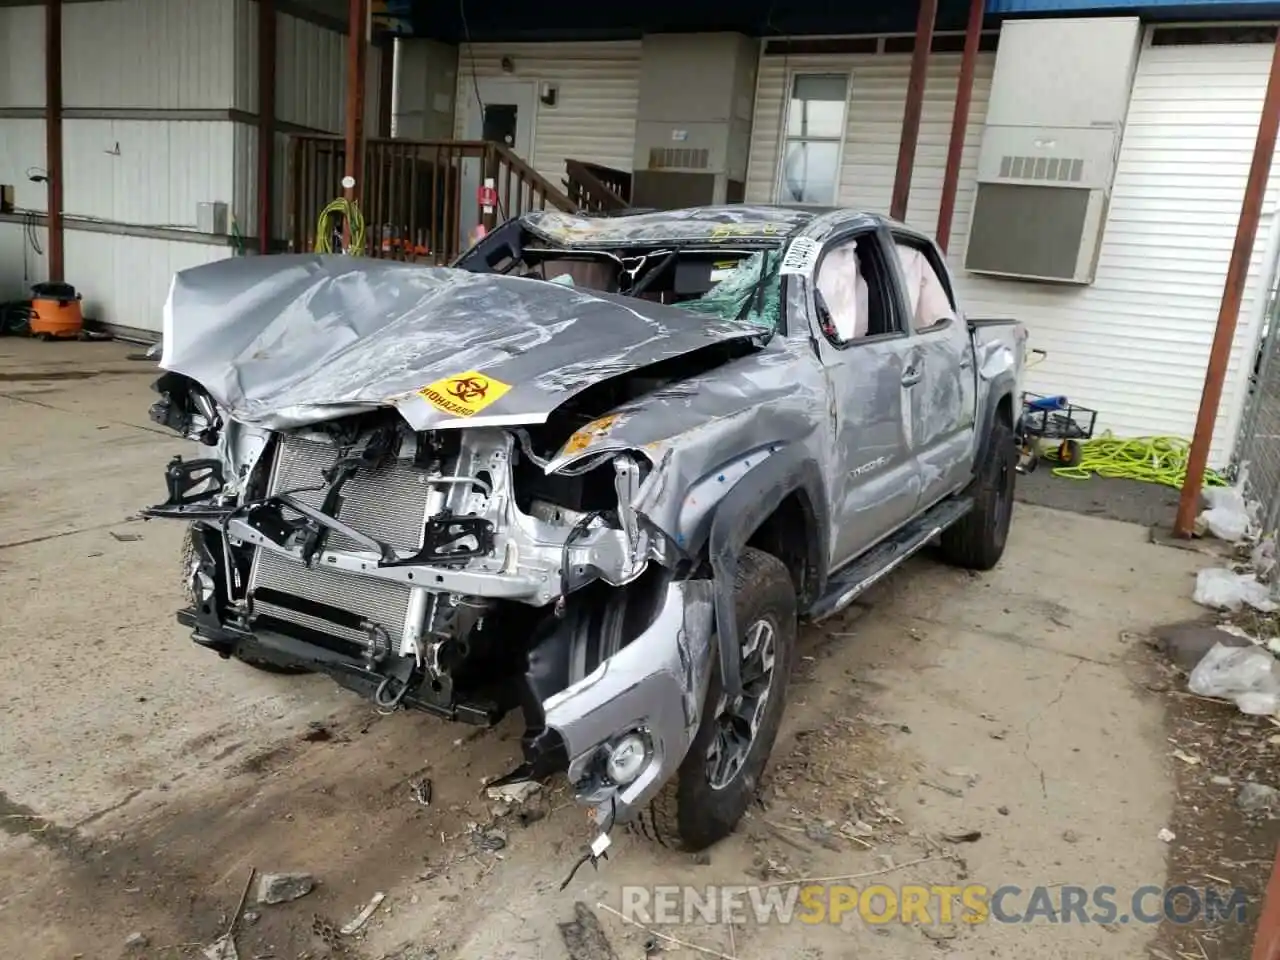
563,160,632,214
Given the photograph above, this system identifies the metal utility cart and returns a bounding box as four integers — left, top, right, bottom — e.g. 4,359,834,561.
1018,390,1098,472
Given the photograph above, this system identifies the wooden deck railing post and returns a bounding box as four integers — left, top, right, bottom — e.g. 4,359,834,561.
286,135,578,264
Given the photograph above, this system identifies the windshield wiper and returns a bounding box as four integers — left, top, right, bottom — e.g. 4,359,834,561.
733,251,776,337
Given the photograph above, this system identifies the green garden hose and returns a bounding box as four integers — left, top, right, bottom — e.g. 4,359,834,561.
314,197,366,255
1045,433,1226,488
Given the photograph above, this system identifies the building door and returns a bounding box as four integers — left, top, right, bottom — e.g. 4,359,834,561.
459,80,536,251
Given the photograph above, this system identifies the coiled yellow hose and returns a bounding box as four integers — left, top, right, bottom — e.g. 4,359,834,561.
313,197,366,255
1046,433,1226,488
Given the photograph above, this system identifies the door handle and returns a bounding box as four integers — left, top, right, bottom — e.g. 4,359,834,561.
901,364,922,387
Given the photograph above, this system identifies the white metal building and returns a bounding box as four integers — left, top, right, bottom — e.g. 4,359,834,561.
2,0,1279,467
0,0,380,336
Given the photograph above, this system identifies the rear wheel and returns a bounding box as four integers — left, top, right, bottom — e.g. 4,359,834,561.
638,547,796,851
939,415,1016,571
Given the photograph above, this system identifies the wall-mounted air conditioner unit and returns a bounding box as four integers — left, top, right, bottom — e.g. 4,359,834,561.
630,33,757,208
964,17,1142,284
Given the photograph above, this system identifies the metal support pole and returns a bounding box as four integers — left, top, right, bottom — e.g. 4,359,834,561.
45,0,63,282
257,0,276,254
343,0,369,223
936,0,983,253
1253,843,1280,960
890,0,938,222
378,36,394,138
1174,30,1280,537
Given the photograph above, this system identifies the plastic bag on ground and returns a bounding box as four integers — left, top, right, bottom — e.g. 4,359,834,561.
1202,485,1248,513
1198,485,1254,542
1200,506,1250,542
1193,567,1277,612
1188,642,1280,716
1252,539,1278,582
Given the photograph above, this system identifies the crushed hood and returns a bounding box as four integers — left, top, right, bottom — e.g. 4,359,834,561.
160,254,765,431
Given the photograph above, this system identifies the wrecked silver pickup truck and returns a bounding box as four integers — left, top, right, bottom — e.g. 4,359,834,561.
145,205,1024,852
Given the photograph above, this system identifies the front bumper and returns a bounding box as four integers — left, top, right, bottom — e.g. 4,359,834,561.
177,511,716,824
543,579,715,824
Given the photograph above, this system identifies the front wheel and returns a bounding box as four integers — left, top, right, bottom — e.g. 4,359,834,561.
639,547,797,851
939,415,1017,570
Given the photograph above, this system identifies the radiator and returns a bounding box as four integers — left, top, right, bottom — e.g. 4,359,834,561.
248,434,430,653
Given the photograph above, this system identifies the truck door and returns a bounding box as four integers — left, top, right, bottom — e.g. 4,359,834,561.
890,236,977,509
810,227,922,570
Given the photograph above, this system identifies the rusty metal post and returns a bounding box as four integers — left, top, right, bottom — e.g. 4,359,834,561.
936,0,983,253
1175,30,1280,537
1254,844,1280,960
890,0,938,222
343,0,369,220
257,0,276,253
45,0,64,282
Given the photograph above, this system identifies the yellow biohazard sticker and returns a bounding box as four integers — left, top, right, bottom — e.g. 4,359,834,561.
418,370,512,418
564,414,623,454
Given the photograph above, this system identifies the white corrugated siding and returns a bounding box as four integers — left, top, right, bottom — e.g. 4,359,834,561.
276,10,382,132
454,42,642,185
0,119,48,211
233,0,258,113
747,47,994,246
959,39,1280,466
746,36,1279,466
227,122,290,241
63,0,238,109
0,222,48,299
0,6,46,107
62,120,237,226
65,232,231,333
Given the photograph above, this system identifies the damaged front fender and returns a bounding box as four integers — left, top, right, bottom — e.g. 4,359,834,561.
542,578,715,824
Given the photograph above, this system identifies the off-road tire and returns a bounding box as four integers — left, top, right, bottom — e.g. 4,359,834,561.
637,547,797,851
939,414,1016,570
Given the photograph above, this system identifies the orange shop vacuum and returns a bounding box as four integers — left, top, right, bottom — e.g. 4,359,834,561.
29,281,84,339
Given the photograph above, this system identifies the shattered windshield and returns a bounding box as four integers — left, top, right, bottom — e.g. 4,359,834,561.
675,251,782,333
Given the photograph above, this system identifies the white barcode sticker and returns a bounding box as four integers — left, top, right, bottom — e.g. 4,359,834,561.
780,237,820,276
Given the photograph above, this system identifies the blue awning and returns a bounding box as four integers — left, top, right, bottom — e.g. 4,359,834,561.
987,0,1280,13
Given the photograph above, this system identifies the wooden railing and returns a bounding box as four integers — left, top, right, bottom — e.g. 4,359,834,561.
564,159,632,213
287,136,577,264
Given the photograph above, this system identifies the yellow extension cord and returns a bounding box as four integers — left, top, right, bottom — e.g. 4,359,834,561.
313,197,366,255
1043,433,1226,488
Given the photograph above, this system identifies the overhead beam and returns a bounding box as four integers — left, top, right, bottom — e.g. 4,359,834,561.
890,0,938,222
1175,28,1280,537
258,0,276,253
936,0,983,253
45,0,64,282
